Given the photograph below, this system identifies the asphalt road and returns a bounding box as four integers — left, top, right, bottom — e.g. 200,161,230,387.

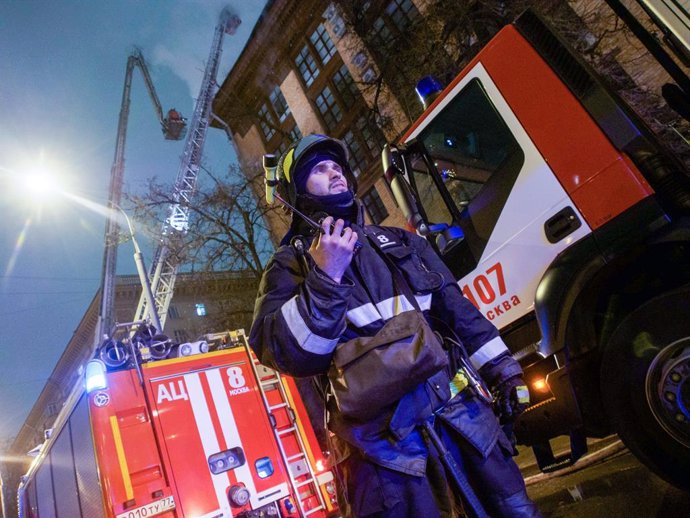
515,436,690,517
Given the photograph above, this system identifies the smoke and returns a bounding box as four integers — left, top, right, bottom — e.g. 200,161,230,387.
150,1,265,99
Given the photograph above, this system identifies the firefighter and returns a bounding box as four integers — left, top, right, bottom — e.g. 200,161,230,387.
249,134,541,518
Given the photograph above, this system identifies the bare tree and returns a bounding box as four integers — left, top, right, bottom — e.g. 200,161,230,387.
129,162,286,280
333,0,689,164
333,0,565,127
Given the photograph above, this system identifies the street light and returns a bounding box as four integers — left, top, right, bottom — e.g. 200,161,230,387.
8,176,163,340
55,191,162,338
19,170,60,199
109,202,162,333
2,153,70,204
7,164,164,356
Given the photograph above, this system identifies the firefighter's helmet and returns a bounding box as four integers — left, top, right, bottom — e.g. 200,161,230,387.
276,134,357,206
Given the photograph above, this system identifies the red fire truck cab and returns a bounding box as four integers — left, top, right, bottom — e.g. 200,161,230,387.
383,10,690,491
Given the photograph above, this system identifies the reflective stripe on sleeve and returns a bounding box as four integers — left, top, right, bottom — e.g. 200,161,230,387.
469,335,509,370
280,296,339,355
375,295,414,321
347,294,433,327
415,293,432,311
346,302,381,327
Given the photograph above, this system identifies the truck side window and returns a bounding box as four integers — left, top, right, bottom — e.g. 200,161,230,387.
409,155,454,226
417,78,524,277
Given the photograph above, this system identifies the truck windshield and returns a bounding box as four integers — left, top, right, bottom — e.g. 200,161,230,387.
414,78,523,229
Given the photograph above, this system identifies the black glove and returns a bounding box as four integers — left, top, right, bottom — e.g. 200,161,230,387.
493,376,530,423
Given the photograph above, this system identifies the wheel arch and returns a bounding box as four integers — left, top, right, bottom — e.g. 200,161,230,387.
533,210,690,432
535,205,689,360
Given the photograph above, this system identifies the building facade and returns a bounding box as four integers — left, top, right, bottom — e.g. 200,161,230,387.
213,0,424,240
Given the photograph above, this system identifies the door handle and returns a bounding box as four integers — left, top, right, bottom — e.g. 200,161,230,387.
544,207,582,243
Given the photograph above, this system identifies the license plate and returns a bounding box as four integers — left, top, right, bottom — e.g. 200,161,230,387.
116,495,175,518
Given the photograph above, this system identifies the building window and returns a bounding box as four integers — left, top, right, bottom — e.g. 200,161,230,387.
315,86,343,130
386,0,418,32
332,64,358,110
371,16,393,48
343,130,365,176
46,402,60,417
258,103,277,141
356,114,387,154
295,24,337,88
310,23,336,65
343,114,386,175
296,45,320,87
276,124,303,156
371,0,419,48
168,305,180,319
289,124,302,142
314,66,361,132
195,303,207,317
174,329,190,343
269,86,290,123
362,187,389,224
260,86,298,154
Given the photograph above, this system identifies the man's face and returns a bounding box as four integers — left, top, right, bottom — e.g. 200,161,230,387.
305,160,349,196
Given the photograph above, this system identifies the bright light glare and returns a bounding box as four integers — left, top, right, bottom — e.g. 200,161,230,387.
4,153,69,204
531,378,549,393
85,360,108,393
20,168,61,197
3,216,32,277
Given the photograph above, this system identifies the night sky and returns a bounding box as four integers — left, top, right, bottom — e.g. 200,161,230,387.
0,0,268,443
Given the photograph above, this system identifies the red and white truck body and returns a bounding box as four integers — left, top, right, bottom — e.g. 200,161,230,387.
384,9,690,490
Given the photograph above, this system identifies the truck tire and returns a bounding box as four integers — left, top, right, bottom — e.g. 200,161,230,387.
601,286,690,491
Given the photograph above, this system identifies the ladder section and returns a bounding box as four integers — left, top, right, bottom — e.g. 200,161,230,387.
133,10,240,330
244,337,327,517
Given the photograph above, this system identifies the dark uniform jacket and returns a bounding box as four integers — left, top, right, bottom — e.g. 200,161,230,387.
249,223,522,476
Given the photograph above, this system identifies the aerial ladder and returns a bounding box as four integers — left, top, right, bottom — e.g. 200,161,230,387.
96,48,187,345
133,8,241,330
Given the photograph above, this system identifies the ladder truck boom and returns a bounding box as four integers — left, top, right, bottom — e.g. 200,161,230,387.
97,49,186,345
134,9,240,330
133,48,189,141
135,49,168,128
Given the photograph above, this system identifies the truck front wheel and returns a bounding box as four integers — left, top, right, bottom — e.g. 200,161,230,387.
601,287,690,491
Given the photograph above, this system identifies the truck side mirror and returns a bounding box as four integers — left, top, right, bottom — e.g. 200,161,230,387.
382,144,429,236
433,224,465,255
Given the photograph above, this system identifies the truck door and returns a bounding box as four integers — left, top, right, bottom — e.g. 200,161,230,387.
403,63,592,328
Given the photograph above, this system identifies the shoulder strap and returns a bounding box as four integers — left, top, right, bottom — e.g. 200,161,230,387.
361,227,422,312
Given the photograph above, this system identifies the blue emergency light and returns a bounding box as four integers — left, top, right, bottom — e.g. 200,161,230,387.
415,75,444,109
85,359,108,393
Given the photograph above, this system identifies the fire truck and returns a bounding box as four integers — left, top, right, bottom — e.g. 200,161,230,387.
18,328,339,518
16,8,340,518
382,8,690,491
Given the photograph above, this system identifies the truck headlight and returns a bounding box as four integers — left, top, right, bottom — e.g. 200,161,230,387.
228,484,250,507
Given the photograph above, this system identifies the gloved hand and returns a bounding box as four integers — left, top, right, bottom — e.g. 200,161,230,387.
493,376,530,423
